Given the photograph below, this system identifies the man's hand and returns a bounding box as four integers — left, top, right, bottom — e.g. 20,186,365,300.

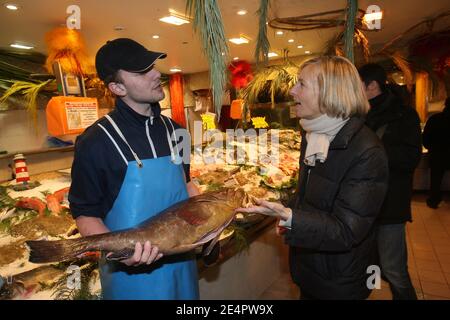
235,199,292,221
110,241,163,267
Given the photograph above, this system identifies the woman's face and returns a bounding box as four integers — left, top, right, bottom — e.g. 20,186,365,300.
290,64,322,120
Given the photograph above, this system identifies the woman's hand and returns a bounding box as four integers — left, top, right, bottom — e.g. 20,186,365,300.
235,199,292,221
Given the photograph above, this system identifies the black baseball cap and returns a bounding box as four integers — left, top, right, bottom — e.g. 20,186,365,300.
95,38,166,82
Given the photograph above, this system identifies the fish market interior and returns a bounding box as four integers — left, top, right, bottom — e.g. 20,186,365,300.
0,0,450,300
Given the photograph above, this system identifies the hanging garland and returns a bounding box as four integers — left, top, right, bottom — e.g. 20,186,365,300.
254,0,271,65
186,0,229,120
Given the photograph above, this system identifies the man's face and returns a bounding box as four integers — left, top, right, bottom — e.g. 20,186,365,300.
362,80,379,100
118,66,165,103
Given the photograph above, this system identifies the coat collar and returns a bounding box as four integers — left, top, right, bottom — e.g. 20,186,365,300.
329,117,366,150
116,98,162,127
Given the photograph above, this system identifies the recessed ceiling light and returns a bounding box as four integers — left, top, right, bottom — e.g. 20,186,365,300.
268,52,278,58
10,43,33,50
297,45,304,49
170,67,182,73
5,3,19,10
159,14,190,26
276,31,283,35
233,57,239,61
237,10,247,16
305,50,311,54
152,35,160,39
229,36,250,45
288,39,294,43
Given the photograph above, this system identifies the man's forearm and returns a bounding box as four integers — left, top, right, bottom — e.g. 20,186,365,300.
75,216,110,236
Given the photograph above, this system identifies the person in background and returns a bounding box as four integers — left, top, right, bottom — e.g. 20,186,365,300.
423,97,450,209
69,38,200,300
237,56,389,300
359,63,422,300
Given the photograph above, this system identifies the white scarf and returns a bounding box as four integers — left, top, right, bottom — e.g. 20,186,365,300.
300,114,349,166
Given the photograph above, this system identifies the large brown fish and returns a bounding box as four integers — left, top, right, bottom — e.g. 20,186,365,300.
26,189,247,264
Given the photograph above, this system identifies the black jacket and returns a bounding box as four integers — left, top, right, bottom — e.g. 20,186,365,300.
365,91,422,224
286,117,388,299
423,104,450,168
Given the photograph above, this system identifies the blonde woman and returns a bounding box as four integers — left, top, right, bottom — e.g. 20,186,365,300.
237,56,389,300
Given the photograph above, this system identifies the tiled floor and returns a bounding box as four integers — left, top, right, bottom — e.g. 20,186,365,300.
259,193,450,300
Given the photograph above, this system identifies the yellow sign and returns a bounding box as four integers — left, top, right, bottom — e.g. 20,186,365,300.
201,113,216,130
251,117,269,129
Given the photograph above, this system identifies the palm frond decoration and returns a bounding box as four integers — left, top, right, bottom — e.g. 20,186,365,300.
324,31,344,56
0,79,54,126
354,27,370,63
186,0,229,120
323,27,369,63
254,0,271,65
388,51,414,88
242,62,299,107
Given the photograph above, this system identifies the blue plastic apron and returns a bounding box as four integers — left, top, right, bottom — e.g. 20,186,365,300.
97,115,199,300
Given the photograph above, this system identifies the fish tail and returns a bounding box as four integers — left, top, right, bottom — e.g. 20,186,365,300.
26,238,90,263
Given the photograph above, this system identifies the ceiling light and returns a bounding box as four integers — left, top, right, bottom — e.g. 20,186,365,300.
237,10,247,16
268,52,278,58
229,36,250,45
233,57,239,61
170,67,182,73
297,45,304,49
159,14,190,26
10,43,34,50
5,4,19,10
288,39,294,43
276,31,283,35
152,35,160,39
305,50,311,54
363,11,383,22
114,26,125,31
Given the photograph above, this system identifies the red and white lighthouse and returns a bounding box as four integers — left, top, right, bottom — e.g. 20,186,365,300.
13,153,30,184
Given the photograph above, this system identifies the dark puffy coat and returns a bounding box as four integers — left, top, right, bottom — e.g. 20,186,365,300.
365,90,422,224
286,117,389,300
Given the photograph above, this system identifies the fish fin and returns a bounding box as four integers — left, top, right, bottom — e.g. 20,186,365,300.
202,241,221,267
26,238,90,263
202,236,220,257
106,248,134,261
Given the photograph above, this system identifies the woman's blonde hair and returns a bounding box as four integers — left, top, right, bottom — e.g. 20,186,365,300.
300,56,369,118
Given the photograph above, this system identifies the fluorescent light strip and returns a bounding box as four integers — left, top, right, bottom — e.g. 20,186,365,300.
268,52,278,58
364,12,383,21
10,43,34,50
5,4,19,10
229,37,249,45
159,15,189,26
170,68,182,73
